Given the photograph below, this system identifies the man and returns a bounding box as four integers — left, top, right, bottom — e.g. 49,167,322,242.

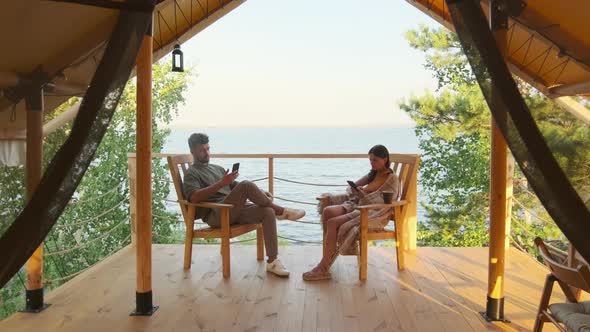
183,133,305,277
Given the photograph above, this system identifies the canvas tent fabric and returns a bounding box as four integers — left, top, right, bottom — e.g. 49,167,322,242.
0,0,246,138
0,140,25,167
407,0,590,100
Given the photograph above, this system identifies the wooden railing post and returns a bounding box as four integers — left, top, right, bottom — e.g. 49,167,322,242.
268,157,274,196
127,155,137,246
403,157,420,252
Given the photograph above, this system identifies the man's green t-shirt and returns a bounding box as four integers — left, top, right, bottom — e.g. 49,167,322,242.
182,161,231,220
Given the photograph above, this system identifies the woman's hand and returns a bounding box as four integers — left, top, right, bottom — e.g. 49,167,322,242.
351,186,366,199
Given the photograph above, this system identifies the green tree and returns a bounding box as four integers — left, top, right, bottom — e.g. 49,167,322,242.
400,25,590,249
0,60,191,319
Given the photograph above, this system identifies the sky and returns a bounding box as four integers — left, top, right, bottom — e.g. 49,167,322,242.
168,0,441,128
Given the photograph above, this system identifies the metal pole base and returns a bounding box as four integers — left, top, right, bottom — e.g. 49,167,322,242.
130,291,158,316
19,289,50,313
480,296,510,322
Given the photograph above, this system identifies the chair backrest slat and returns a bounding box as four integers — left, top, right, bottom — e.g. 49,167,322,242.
387,155,420,202
392,162,400,174
386,155,420,221
535,237,590,292
167,154,195,222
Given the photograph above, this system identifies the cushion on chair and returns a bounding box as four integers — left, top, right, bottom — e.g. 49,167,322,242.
549,301,590,332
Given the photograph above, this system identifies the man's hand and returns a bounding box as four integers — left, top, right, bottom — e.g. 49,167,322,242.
219,170,239,187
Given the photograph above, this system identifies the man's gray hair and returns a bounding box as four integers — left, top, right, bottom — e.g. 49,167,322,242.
188,133,209,150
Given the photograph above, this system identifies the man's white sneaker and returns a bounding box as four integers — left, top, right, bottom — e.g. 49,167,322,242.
266,258,290,277
277,207,305,221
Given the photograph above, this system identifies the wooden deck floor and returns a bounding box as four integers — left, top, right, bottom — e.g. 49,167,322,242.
0,245,573,332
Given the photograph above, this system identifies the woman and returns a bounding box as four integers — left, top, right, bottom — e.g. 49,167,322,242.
303,144,399,281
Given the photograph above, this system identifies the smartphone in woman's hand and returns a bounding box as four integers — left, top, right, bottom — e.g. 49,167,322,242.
347,180,358,190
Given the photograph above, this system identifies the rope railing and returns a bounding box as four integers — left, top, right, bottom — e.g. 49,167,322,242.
251,176,268,182
45,219,128,257
152,233,257,245
231,237,257,244
69,185,120,204
52,199,127,230
274,177,347,187
0,273,26,309
509,234,546,267
278,235,322,244
152,213,181,222
0,294,24,308
152,232,182,242
152,214,207,228
43,234,132,285
152,177,174,183
273,196,317,206
512,197,555,226
292,219,321,225
511,217,568,256
154,210,320,226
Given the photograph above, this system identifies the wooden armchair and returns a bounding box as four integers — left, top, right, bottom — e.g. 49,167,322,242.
533,237,590,332
167,154,264,278
317,154,420,281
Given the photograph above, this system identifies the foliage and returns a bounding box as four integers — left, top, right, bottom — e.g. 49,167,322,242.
400,25,590,250
0,60,191,319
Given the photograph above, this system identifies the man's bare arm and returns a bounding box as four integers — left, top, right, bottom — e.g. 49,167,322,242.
188,181,225,203
188,170,238,203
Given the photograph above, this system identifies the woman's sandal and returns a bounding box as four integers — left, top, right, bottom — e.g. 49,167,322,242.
302,265,332,281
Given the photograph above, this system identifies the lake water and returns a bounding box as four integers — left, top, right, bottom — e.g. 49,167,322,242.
163,127,424,242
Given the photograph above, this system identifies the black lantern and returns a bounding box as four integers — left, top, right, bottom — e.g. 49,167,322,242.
171,44,184,72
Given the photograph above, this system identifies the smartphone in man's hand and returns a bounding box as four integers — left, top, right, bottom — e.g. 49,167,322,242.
232,162,240,173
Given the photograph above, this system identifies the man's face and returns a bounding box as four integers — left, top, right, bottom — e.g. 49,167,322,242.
192,143,210,163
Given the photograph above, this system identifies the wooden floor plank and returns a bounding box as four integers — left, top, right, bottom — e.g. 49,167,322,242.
411,250,478,332
0,245,569,332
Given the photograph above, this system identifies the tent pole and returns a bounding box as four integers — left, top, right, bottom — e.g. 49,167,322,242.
484,0,512,322
131,14,157,316
23,87,49,313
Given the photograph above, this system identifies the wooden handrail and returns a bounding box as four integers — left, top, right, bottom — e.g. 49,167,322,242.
128,152,420,160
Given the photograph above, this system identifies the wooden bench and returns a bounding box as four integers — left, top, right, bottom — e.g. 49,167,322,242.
167,154,264,278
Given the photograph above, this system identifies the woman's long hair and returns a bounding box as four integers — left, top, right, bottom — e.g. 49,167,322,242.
367,144,391,183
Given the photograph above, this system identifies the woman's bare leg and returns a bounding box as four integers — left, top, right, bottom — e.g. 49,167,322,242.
321,205,347,236
318,214,350,269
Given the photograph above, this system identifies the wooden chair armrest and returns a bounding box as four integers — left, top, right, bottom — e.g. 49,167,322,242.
355,200,408,210
179,200,233,209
